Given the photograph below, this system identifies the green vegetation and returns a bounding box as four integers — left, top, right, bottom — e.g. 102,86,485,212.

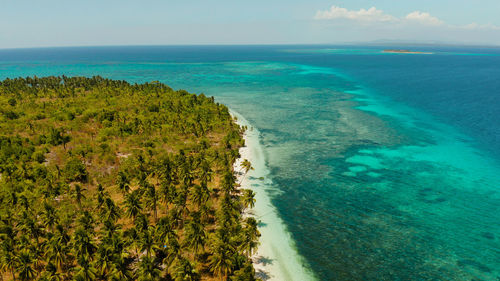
0,76,260,281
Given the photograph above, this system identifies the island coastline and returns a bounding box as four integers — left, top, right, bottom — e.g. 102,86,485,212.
231,110,317,281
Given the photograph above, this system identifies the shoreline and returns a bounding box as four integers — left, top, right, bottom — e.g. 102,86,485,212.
231,110,316,281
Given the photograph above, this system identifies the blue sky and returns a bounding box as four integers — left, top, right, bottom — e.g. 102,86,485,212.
1,0,500,48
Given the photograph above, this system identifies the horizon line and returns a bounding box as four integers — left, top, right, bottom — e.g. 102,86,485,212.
2,41,500,51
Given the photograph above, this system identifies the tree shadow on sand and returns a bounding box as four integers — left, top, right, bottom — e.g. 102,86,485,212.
253,256,274,281
255,269,272,281
254,255,274,266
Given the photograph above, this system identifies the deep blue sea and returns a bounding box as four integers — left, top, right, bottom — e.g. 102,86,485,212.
1,45,499,280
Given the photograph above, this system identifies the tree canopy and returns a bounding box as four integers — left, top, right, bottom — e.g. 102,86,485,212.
0,76,260,281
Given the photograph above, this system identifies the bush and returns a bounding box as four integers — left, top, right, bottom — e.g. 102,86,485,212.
31,150,46,164
64,157,88,182
8,98,17,106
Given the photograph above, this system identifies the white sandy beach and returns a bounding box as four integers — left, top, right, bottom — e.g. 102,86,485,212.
231,110,317,281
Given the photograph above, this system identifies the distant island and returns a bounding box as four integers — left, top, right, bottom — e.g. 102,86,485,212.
382,49,434,54
0,76,259,281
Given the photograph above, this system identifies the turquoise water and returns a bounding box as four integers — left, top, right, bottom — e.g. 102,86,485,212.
1,46,499,280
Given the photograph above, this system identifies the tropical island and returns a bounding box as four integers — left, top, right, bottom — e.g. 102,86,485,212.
382,49,433,54
0,76,260,281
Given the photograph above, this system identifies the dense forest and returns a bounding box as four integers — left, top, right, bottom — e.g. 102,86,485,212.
0,76,259,281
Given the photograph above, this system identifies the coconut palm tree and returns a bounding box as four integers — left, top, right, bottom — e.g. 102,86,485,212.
21,216,43,246
95,244,115,279
116,171,130,194
137,256,161,281
72,184,86,209
144,181,158,222
159,180,174,212
230,262,257,281
95,184,109,210
238,159,253,184
198,160,213,185
221,172,235,194
162,235,181,273
44,238,67,272
241,190,256,209
41,202,58,231
74,255,97,281
172,257,200,281
208,241,234,281
156,217,177,247
73,228,96,260
103,197,121,222
40,262,64,281
139,228,160,258
16,249,36,281
1,246,17,281
77,211,95,233
184,212,206,260
108,254,134,281
123,228,140,257
124,190,142,220
134,213,149,234
190,184,209,211
239,218,260,258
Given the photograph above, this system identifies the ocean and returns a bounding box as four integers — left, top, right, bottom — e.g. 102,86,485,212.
1,45,499,280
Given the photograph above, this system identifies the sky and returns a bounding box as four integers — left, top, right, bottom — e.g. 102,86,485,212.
1,0,500,48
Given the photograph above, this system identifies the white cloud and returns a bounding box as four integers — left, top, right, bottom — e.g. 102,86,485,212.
405,11,443,26
314,6,397,22
314,5,500,32
462,22,500,30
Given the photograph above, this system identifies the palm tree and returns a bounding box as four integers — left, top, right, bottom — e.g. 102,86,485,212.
54,223,71,246
139,228,160,258
221,172,235,194
219,194,239,226
144,181,158,222
124,190,142,220
162,235,180,273
18,194,30,212
241,190,256,209
137,256,161,281
123,228,140,257
73,228,96,260
45,238,67,272
116,171,130,194
41,202,58,231
95,244,115,279
74,255,97,281
103,197,121,222
208,242,233,281
77,211,95,233
198,160,213,185
95,184,108,210
190,184,209,211
2,246,17,281
183,212,206,259
172,257,200,281
21,216,43,246
41,262,64,281
108,254,134,281
159,180,174,212
230,262,257,281
134,213,149,234
239,218,260,258
16,249,36,281
72,184,86,208
238,159,253,184
156,217,177,248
